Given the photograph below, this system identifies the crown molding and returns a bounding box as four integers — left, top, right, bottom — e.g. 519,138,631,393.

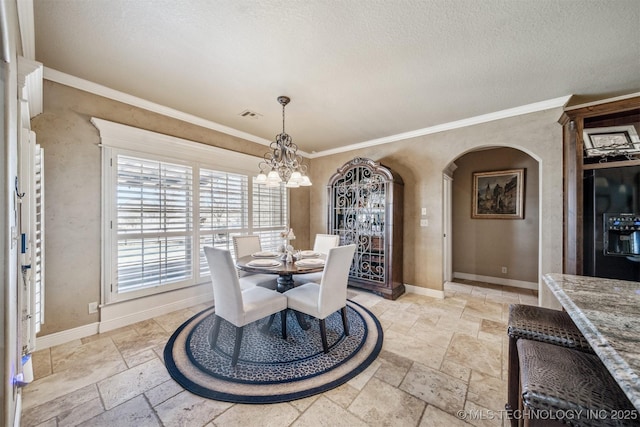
308,95,572,158
43,67,274,147
44,67,570,159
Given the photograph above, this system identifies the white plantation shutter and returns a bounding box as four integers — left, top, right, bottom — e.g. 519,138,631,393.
19,130,44,354
33,143,44,334
253,183,288,251
198,169,248,276
116,156,193,293
199,169,248,232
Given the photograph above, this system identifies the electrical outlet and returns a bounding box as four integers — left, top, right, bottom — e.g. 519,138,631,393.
501,267,508,274
88,302,98,314
420,219,428,227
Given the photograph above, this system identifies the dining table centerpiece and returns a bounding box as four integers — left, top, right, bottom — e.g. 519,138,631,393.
278,228,296,263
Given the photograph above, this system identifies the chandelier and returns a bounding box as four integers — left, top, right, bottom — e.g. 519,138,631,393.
255,96,312,188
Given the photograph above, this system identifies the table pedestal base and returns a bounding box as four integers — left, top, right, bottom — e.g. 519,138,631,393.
269,274,310,330
276,274,295,293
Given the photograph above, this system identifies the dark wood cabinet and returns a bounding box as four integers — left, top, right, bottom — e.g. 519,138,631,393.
328,157,405,300
558,96,640,275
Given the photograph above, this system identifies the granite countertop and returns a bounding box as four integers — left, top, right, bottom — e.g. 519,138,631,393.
543,273,640,411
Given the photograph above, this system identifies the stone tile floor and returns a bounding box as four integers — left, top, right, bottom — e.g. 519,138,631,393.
22,280,538,426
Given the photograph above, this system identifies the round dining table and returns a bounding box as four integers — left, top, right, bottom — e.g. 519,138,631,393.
235,253,326,293
236,253,326,330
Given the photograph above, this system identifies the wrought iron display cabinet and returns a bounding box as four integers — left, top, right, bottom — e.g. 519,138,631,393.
328,157,404,300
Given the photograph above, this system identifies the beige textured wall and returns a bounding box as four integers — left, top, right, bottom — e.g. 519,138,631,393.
289,186,311,249
33,81,563,335
307,108,564,308
452,148,539,282
32,81,295,335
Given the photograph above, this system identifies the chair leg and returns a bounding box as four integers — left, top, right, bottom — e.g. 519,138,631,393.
209,314,222,350
232,325,244,366
265,313,276,330
280,310,287,339
341,306,350,336
319,319,329,353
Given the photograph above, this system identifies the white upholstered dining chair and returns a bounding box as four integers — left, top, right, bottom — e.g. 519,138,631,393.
204,246,287,366
284,244,356,353
292,233,340,285
312,234,341,254
232,235,278,290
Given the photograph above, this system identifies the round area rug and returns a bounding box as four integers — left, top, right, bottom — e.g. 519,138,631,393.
164,300,383,404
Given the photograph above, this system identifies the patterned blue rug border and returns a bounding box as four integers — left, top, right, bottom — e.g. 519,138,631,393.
163,299,383,404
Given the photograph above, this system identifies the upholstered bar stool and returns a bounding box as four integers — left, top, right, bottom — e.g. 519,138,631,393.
507,304,594,426
517,339,637,427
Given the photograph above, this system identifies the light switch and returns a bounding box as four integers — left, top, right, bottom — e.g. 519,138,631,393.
421,208,427,216
420,219,428,227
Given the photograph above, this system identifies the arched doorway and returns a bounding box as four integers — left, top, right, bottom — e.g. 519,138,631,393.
444,146,540,291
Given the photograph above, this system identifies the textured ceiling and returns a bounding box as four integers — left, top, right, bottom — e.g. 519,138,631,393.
33,0,640,154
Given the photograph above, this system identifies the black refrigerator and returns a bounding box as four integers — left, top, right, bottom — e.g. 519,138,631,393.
583,165,640,281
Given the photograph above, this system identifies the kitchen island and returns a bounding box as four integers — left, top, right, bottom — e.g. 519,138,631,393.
543,273,640,411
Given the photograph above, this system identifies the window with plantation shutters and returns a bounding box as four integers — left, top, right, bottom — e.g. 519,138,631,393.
95,118,290,304
116,156,193,293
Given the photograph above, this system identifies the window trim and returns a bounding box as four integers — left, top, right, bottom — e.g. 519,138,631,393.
108,152,196,301
93,118,288,305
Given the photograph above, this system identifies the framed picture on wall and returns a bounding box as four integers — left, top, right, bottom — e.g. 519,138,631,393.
583,125,640,158
472,169,525,219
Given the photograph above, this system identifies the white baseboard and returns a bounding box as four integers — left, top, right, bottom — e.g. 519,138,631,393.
404,283,445,299
99,293,213,333
35,322,100,350
35,286,213,350
452,272,538,291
